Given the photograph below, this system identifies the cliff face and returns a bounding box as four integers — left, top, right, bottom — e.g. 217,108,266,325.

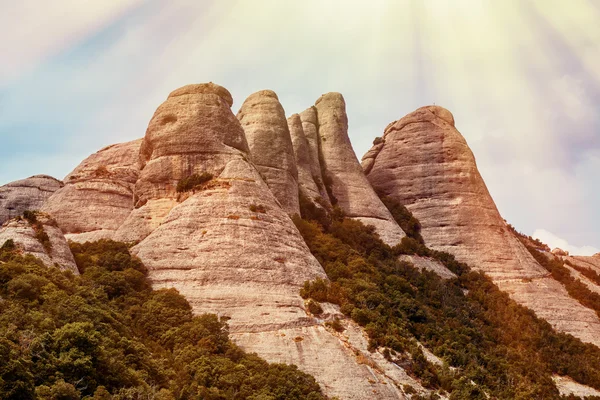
313,93,406,246
237,90,300,215
362,105,600,346
0,175,63,224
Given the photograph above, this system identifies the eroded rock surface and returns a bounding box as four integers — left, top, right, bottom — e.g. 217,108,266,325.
299,107,331,205
0,175,63,224
314,93,405,246
363,105,600,346
42,139,142,242
237,90,299,215
288,114,325,207
0,213,77,273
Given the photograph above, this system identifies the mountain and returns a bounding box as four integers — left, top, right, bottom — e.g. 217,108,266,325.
2,83,600,399
362,105,600,347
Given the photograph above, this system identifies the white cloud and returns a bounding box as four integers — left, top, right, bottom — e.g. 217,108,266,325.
0,0,144,84
532,229,599,256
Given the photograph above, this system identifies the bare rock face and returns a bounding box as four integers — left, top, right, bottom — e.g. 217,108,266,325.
363,105,600,346
288,114,326,207
237,90,299,215
0,175,63,224
298,107,332,206
135,83,248,204
42,139,142,242
363,106,547,280
314,93,405,246
0,212,78,273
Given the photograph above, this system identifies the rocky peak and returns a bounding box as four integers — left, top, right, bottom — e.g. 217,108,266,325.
237,90,300,215
314,92,405,246
363,105,600,346
0,175,63,225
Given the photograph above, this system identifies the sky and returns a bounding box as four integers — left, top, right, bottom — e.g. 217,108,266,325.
0,0,599,255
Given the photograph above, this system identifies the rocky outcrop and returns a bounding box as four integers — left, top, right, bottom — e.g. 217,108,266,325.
363,106,547,279
552,248,569,256
237,90,300,215
0,212,78,273
42,139,142,242
363,105,600,346
299,107,331,205
135,83,248,204
398,255,456,279
314,93,405,246
288,114,326,207
0,175,63,224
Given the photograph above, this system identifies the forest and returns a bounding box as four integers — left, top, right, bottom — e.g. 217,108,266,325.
0,240,324,400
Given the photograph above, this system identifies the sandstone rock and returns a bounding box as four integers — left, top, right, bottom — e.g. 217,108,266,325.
398,255,456,279
135,84,248,204
552,247,569,256
0,175,63,225
553,375,600,398
299,107,332,206
134,158,325,329
42,139,142,242
0,212,78,273
314,93,405,246
363,105,600,346
237,90,299,215
287,114,326,207
363,105,547,280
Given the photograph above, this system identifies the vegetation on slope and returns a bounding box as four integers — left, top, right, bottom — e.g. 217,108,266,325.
296,197,600,399
0,240,325,400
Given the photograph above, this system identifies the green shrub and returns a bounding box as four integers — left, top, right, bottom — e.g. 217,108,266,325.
307,299,323,315
176,172,213,192
22,210,37,223
379,195,424,243
325,318,345,333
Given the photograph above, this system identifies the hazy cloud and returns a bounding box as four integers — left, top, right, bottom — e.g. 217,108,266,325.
533,229,599,256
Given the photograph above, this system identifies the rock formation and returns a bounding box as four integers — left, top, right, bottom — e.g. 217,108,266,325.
363,105,600,346
299,107,332,206
552,247,569,256
313,93,405,246
287,114,326,207
0,212,78,273
237,90,300,215
0,175,63,224
42,139,142,242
